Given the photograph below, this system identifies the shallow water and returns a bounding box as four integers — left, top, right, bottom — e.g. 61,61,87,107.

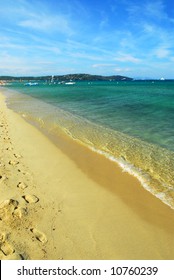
3,80,174,209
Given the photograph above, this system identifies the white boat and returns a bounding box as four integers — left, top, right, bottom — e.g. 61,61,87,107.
65,82,76,85
24,82,39,86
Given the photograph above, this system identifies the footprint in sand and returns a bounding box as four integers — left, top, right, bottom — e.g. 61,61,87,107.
6,147,13,151
0,199,23,220
0,241,15,256
0,232,6,243
0,159,3,165
17,182,28,190
14,153,22,159
0,234,24,259
4,253,24,260
30,228,47,244
0,199,19,209
3,137,10,141
0,175,8,184
9,160,19,166
22,194,39,204
13,206,27,219
17,169,30,176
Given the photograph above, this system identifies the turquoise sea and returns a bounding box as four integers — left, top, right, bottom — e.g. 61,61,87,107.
3,80,174,209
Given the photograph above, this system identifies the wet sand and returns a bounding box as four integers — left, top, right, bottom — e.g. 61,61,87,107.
1,90,174,260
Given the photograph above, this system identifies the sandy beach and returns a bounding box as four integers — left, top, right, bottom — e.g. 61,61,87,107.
1,89,174,260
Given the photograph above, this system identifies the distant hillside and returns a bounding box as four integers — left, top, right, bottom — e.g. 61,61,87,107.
53,74,133,81
0,73,133,81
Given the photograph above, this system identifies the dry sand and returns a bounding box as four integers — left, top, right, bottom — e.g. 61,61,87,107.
1,90,174,260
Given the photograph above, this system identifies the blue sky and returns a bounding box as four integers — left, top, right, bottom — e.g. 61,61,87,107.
0,0,174,78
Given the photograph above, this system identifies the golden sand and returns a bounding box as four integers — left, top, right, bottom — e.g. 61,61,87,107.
1,90,174,260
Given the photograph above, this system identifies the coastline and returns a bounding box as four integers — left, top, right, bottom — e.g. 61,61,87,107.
1,90,174,260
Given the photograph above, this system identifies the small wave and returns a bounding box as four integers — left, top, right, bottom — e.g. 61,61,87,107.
86,145,174,210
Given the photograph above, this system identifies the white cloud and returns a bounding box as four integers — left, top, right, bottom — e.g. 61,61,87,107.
92,64,115,68
114,67,131,73
143,23,156,34
69,52,103,61
19,14,73,35
126,0,169,21
154,47,170,58
92,64,131,75
114,53,141,63
0,0,74,36
34,46,61,55
143,1,166,20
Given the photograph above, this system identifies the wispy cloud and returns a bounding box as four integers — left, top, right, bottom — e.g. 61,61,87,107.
92,63,116,68
92,63,131,75
0,0,74,35
114,67,131,73
126,0,171,22
143,1,166,19
153,46,170,58
18,13,73,35
114,53,141,63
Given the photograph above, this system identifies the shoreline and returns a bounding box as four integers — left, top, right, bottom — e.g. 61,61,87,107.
1,90,174,260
